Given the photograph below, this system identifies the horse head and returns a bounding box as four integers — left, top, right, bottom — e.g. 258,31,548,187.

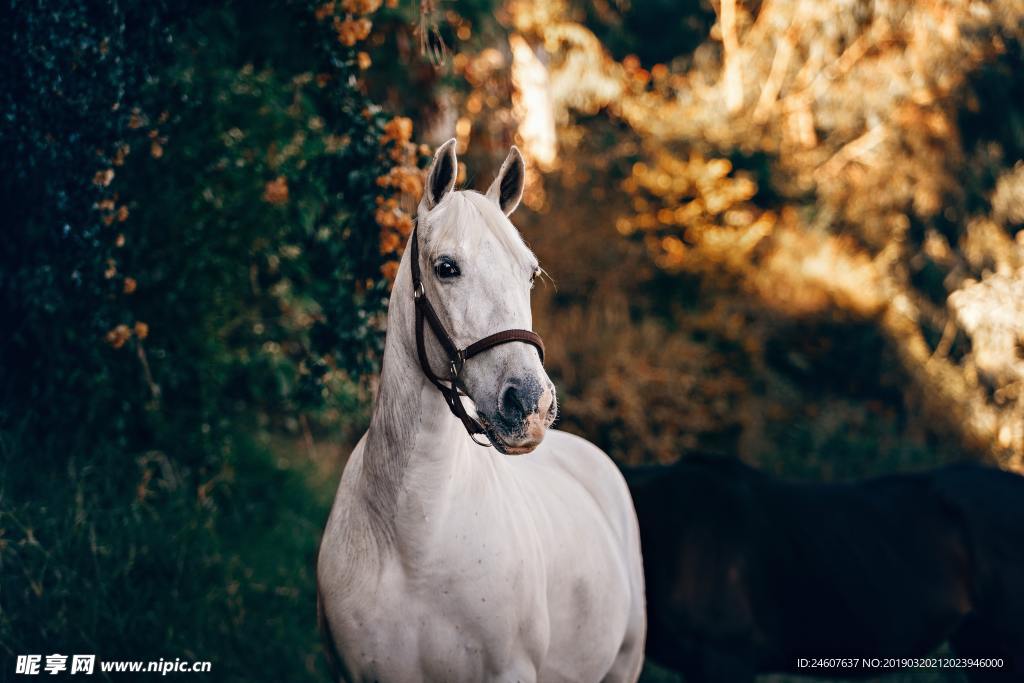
412,139,556,454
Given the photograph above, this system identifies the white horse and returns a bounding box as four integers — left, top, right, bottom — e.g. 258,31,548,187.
317,139,646,683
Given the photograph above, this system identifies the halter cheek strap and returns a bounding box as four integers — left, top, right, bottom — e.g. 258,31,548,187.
409,221,545,445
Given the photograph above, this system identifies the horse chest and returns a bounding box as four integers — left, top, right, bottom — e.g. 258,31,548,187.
320,434,642,682
329,510,551,682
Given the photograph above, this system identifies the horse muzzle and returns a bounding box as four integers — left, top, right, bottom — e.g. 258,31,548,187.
485,380,557,455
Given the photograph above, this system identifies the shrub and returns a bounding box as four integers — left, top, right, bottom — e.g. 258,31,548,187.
1,1,422,677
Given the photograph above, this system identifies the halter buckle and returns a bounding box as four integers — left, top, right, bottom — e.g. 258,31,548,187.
413,282,425,300
449,349,466,380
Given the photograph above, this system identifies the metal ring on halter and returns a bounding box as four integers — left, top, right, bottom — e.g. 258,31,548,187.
449,349,465,378
469,432,492,447
413,282,425,300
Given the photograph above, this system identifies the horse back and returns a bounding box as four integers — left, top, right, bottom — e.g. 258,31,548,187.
755,470,972,662
929,464,1024,626
631,456,975,673
629,456,769,669
929,462,1024,571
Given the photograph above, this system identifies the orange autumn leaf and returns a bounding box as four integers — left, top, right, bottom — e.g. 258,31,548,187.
314,1,335,20
93,169,115,187
262,176,289,205
379,229,400,254
380,117,413,146
334,17,372,46
105,324,131,349
380,260,399,283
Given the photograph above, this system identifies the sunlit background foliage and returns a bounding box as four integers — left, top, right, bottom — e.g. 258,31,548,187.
2,0,1022,680
493,0,1024,476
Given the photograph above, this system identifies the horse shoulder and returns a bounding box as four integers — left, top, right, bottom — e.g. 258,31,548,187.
536,429,637,538
518,430,644,680
529,430,643,608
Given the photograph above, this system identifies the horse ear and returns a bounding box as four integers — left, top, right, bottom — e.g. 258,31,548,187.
486,146,525,216
423,138,458,210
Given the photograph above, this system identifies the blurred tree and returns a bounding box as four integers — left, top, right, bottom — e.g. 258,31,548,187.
502,0,1024,470
581,0,716,66
0,0,429,676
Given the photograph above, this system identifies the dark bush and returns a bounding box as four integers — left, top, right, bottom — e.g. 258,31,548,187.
1,1,417,677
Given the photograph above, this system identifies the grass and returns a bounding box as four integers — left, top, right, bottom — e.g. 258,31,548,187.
1,421,976,683
0,424,341,682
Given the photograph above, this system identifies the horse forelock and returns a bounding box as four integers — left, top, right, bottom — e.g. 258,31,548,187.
423,190,537,271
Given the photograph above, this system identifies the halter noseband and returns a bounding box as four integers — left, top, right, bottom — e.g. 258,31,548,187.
409,220,545,446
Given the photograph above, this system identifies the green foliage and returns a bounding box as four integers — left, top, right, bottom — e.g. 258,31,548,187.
1,1,174,453
119,2,396,443
0,424,335,680
2,0,400,457
1,1,405,677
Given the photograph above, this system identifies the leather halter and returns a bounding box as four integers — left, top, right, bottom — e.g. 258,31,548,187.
409,221,545,446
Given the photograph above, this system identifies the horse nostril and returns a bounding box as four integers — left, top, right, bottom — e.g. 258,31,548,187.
538,384,554,417
501,383,526,419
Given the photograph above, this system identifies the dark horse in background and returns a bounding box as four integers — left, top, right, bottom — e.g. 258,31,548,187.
627,455,1024,682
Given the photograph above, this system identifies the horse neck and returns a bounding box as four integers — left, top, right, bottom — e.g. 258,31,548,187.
357,257,475,541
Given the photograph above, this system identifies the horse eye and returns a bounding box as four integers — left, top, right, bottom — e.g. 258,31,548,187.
434,260,460,279
530,269,539,288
